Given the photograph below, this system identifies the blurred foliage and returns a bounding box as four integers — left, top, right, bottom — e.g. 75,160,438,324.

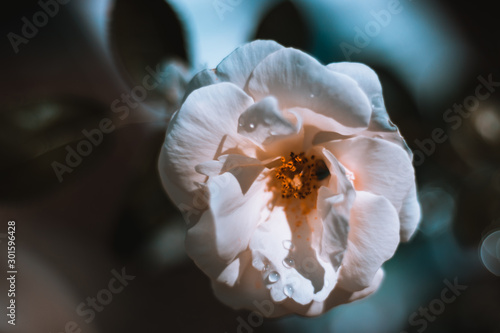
0,97,111,201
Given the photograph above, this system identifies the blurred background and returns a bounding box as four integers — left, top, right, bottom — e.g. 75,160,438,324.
0,0,499,332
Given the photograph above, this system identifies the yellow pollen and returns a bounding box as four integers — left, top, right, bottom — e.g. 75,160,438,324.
274,152,329,200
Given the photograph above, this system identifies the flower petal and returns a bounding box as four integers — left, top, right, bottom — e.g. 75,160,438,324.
159,82,256,208
337,191,399,292
212,250,289,318
237,95,300,146
317,148,356,268
247,48,371,135
182,40,283,102
326,62,381,102
322,137,414,212
195,154,264,177
217,40,284,90
399,183,421,242
186,162,270,280
181,69,219,103
327,62,412,156
249,205,330,305
306,268,385,316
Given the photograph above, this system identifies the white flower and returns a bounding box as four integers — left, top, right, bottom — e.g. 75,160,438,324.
158,40,420,317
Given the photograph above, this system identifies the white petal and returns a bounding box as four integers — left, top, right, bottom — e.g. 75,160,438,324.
195,154,263,177
327,62,412,156
306,268,385,316
181,41,283,102
186,163,270,280
159,82,256,209
249,205,335,306
317,148,356,268
212,250,289,318
337,191,399,292
237,96,300,146
217,256,242,287
399,183,421,242
247,48,371,135
326,62,393,133
182,69,219,103
327,62,381,100
217,40,284,89
323,136,414,212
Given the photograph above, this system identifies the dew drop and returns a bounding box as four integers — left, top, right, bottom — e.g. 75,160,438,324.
311,85,321,97
283,284,294,297
283,258,295,268
264,264,270,271
268,271,280,283
371,95,384,109
283,240,294,250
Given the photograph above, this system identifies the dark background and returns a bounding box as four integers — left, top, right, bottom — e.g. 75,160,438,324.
0,0,499,332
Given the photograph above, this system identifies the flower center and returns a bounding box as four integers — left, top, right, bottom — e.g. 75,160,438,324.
274,152,329,200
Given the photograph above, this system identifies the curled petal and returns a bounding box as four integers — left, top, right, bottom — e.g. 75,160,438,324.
212,250,289,318
159,82,255,208
337,192,399,292
249,206,317,305
323,137,414,212
306,268,385,316
237,96,300,146
182,69,219,103
186,162,269,280
182,40,283,101
399,183,421,242
248,48,371,135
317,148,356,268
327,62,412,156
217,40,284,89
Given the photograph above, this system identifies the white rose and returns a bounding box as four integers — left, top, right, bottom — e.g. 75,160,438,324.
158,40,420,317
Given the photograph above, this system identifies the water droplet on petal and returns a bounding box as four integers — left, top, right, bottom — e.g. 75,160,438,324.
283,240,294,250
371,95,384,109
264,264,270,271
268,271,280,283
311,85,321,97
283,284,294,297
283,258,295,268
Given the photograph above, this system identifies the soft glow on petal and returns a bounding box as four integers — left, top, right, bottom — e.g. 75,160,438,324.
338,192,400,291
158,40,420,318
248,48,372,135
